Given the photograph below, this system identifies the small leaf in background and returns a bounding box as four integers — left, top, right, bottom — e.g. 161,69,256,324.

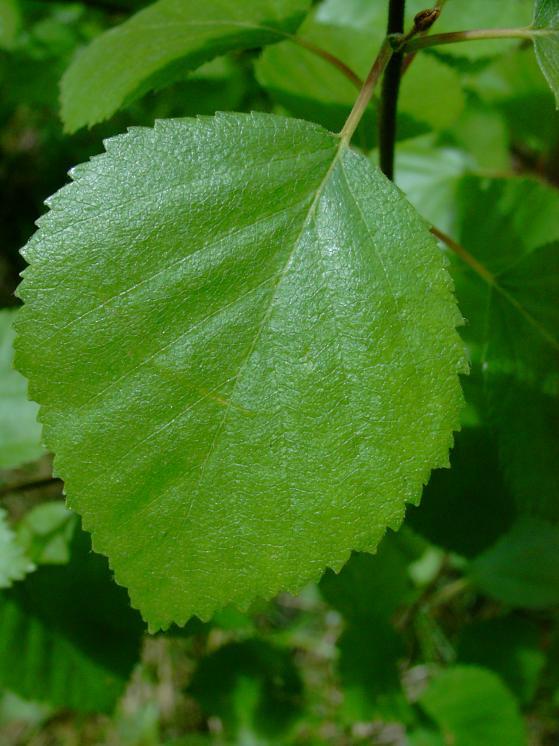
0,508,34,588
0,525,144,713
457,616,545,705
532,0,559,106
320,532,418,623
470,517,559,608
449,178,559,521
0,0,20,50
60,0,312,131
16,113,465,629
189,640,303,739
16,502,77,565
432,0,533,61
0,309,44,470
419,666,526,746
394,137,473,232
336,618,413,723
407,427,514,558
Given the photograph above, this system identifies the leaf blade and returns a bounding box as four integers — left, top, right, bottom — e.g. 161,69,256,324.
16,113,466,629
60,0,312,131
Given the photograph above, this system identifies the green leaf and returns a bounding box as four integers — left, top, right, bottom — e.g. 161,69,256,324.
16,113,466,630
60,0,312,131
407,427,514,558
533,0,559,106
0,525,144,713
394,137,473,232
0,0,20,50
457,616,545,705
433,0,533,61
320,532,418,623
256,13,464,143
0,309,44,470
335,618,412,723
470,517,559,608
419,666,526,746
449,177,559,520
0,508,34,589
189,639,303,738
16,502,77,566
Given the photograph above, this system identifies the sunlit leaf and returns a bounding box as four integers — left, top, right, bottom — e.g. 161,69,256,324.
16,113,465,629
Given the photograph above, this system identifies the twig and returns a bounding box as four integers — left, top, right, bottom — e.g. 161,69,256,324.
378,0,407,179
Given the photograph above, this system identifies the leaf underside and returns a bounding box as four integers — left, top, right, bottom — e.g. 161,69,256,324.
60,0,312,131
16,113,465,629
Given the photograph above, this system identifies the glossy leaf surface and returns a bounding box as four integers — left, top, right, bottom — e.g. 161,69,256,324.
16,113,465,629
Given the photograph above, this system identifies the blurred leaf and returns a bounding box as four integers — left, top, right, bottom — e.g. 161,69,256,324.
336,618,412,723
470,517,559,608
419,666,526,746
16,502,77,566
449,93,511,170
256,11,464,145
0,0,20,50
533,0,559,106
407,427,514,558
189,639,303,738
399,53,466,132
320,532,418,623
394,137,473,231
457,616,545,705
490,375,559,521
0,508,34,588
432,0,533,61
60,0,312,131
470,46,559,155
255,19,379,144
408,729,446,746
450,177,559,520
0,524,144,713
0,310,43,470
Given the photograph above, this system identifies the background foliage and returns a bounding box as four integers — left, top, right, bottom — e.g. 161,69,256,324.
0,0,558,744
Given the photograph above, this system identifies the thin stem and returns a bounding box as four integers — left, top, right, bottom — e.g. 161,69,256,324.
340,38,393,145
290,36,363,90
0,476,63,499
430,226,495,284
379,0,406,180
428,577,471,609
405,26,535,53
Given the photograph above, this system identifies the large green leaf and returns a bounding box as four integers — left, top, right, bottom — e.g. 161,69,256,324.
533,0,559,106
16,113,466,630
0,508,34,589
419,666,526,746
470,517,559,608
0,309,44,470
0,525,144,713
60,0,312,131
